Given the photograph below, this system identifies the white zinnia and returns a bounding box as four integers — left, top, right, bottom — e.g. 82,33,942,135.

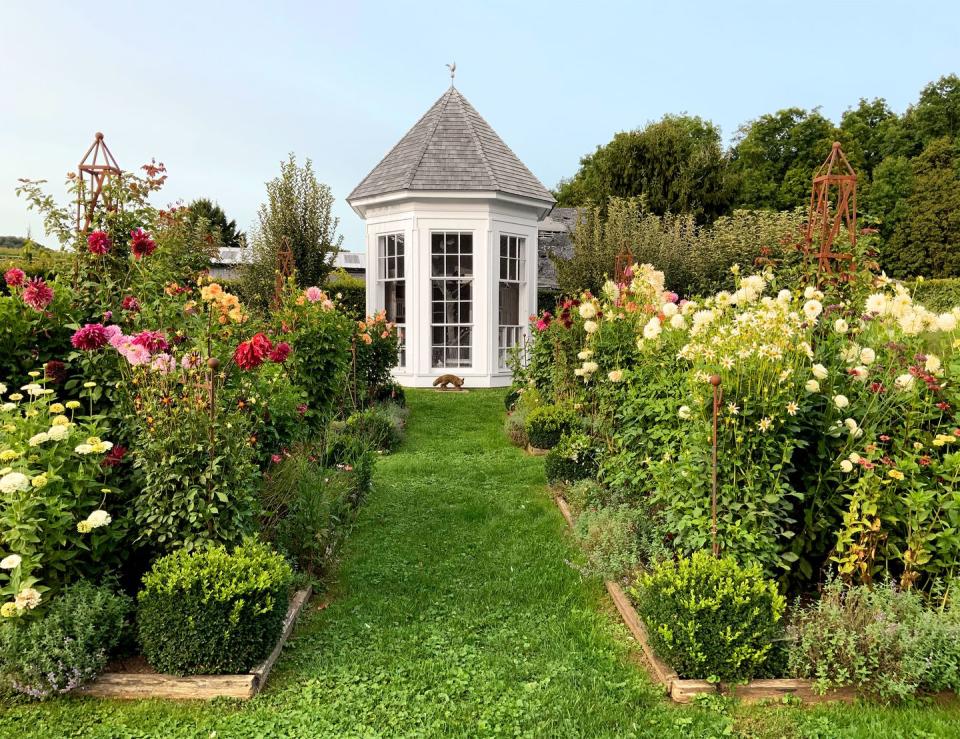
805,379,820,393
0,472,30,494
840,460,854,473
802,300,823,321
28,432,49,447
0,554,21,570
812,364,829,380
46,424,69,441
859,347,876,365
895,374,915,391
85,509,112,529
678,405,692,420
833,318,849,334
833,394,850,409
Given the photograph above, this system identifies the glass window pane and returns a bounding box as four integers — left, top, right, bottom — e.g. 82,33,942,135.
431,255,444,276
432,233,444,253
460,254,472,277
460,234,472,254
445,254,458,277
445,233,458,252
396,255,404,278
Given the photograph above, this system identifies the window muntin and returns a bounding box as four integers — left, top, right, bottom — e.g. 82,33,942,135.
378,233,406,367
498,234,525,369
431,232,473,368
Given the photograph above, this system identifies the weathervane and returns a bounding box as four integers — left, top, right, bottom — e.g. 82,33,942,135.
446,62,456,85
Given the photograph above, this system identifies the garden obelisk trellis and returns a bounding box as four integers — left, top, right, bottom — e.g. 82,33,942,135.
803,141,857,280
76,132,121,233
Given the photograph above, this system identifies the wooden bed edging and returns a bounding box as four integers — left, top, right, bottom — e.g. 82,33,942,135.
79,586,313,700
554,496,863,705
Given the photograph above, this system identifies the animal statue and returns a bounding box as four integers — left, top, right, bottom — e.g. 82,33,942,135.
433,374,464,390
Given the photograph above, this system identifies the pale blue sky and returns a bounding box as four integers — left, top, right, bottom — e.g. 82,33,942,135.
1,1,957,251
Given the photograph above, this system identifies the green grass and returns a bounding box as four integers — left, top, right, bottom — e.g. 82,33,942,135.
3,389,960,737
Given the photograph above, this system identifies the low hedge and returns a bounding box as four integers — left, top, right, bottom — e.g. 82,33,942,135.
137,539,293,675
909,278,960,312
524,404,577,449
544,431,599,484
630,551,785,682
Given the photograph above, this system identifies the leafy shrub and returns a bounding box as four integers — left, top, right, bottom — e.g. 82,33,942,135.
351,312,400,407
565,479,618,516
630,552,786,681
327,269,366,320
572,506,643,580
788,580,960,701
260,450,361,574
524,404,577,449
0,581,131,698
0,381,127,598
504,408,529,448
137,539,293,675
371,380,406,408
909,277,960,312
345,402,406,452
544,431,599,484
504,388,521,411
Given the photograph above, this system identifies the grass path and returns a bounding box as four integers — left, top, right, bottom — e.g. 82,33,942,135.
4,390,960,737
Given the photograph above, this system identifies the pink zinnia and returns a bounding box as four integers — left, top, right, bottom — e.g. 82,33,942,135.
87,230,111,255
71,323,109,350
21,277,54,311
4,267,25,288
129,228,156,259
132,330,169,353
305,286,323,303
268,342,291,363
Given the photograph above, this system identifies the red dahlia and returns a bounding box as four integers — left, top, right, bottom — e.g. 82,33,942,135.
233,332,273,370
87,230,111,255
101,445,128,468
44,360,68,384
70,323,109,350
129,228,156,259
268,341,291,363
121,295,141,312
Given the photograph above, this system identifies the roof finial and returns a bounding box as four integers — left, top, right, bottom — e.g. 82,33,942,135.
446,61,456,86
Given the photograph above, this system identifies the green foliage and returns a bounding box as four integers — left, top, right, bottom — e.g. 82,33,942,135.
0,383,128,600
183,198,245,250
0,581,131,698
631,552,786,682
243,154,343,308
350,312,400,408
344,402,406,452
503,407,529,448
556,115,733,222
274,285,354,421
572,506,643,580
909,277,960,311
524,404,577,450
544,431,599,484
553,198,804,298
260,447,370,575
564,479,618,517
788,580,960,701
327,269,365,320
137,539,293,675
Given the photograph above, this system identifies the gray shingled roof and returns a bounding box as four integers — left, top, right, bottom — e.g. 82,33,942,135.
348,87,555,204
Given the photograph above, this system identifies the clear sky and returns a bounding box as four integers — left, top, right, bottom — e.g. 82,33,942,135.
1,1,957,251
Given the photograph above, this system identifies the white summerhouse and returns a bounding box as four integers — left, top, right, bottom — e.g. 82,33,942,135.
347,84,555,387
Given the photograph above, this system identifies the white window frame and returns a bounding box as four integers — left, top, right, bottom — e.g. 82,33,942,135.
497,233,525,370
378,232,406,368
430,231,473,369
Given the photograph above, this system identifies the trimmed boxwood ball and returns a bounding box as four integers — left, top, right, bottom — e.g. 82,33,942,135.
544,432,599,484
630,551,785,682
524,404,577,449
137,539,293,675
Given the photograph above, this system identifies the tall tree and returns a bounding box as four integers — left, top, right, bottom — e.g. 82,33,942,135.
556,115,733,221
184,198,245,249
883,137,960,277
243,154,342,307
730,108,838,210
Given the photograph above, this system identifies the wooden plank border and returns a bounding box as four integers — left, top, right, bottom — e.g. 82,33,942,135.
80,586,312,700
554,496,863,705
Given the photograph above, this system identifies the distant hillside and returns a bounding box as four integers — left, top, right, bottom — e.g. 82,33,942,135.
0,235,49,250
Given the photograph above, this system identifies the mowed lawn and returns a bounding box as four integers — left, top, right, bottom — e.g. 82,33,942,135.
2,390,960,738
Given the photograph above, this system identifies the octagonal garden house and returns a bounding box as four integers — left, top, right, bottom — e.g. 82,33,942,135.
348,85,555,388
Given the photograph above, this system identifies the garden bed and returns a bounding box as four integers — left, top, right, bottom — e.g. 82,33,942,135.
77,586,312,700
553,497,859,705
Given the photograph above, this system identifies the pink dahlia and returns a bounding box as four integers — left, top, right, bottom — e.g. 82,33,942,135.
305,286,323,303
131,330,169,353
86,230,111,255
4,267,25,288
71,323,109,350
129,228,156,260
21,277,54,311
